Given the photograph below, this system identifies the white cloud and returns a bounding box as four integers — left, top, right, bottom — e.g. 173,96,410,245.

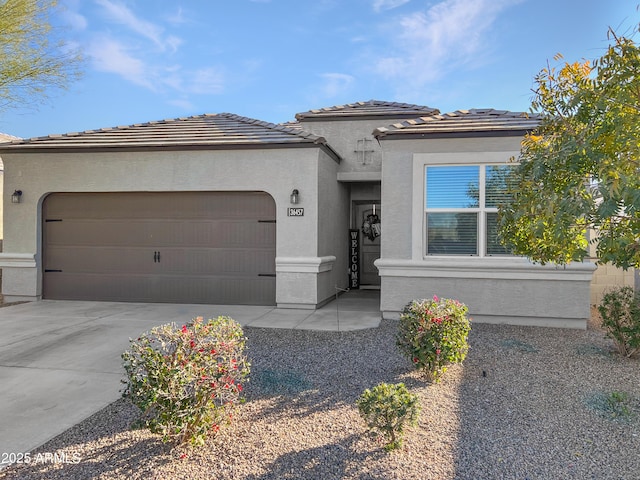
62,9,88,30
165,35,184,53
95,0,181,52
320,73,355,97
87,36,156,90
165,7,188,26
374,0,522,90
189,67,226,95
83,1,225,101
86,36,226,98
372,0,411,13
168,98,195,110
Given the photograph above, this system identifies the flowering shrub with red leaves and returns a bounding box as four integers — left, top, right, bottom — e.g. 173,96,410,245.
396,296,471,383
121,316,250,446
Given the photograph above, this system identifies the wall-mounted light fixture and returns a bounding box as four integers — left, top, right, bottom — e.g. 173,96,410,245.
290,189,299,205
11,190,22,204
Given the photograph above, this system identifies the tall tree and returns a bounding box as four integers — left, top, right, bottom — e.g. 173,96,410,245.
0,0,82,111
499,23,640,270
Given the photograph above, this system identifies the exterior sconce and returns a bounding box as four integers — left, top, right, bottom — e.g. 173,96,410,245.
11,190,22,203
290,189,299,205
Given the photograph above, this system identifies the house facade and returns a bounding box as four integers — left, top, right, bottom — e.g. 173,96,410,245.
0,101,595,327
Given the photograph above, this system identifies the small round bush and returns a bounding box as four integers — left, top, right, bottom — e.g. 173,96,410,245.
121,316,250,446
356,382,419,451
397,295,471,382
598,286,640,358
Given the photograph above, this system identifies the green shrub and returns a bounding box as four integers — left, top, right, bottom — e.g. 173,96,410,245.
121,316,250,446
585,390,635,420
356,382,420,451
598,286,640,358
397,295,471,382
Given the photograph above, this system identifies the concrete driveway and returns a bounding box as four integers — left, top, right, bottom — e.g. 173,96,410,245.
0,292,380,466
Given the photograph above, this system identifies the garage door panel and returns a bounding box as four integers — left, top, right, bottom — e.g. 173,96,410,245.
44,273,275,305
164,248,274,275
43,192,276,305
44,273,156,302
45,246,276,276
46,220,161,247
45,246,157,274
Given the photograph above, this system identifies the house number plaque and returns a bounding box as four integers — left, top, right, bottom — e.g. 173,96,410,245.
288,207,304,216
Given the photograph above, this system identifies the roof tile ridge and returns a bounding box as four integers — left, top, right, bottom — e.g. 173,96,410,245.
218,112,327,143
12,114,214,144
461,109,539,118
0,133,21,142
372,112,445,135
388,100,438,112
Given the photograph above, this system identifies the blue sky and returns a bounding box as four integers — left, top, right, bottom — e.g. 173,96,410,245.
1,0,637,139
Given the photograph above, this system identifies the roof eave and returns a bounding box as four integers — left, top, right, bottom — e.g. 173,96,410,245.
374,129,534,140
0,140,334,155
296,112,439,122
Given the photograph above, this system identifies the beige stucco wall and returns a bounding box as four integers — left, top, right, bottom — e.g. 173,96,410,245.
297,118,385,176
0,146,346,307
377,135,595,329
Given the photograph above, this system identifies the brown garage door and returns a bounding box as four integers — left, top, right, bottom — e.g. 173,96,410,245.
43,192,276,305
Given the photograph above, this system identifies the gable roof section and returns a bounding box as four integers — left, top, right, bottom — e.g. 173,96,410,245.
0,113,340,160
295,100,439,121
373,109,541,139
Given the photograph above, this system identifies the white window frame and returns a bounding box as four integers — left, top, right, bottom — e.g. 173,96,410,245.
424,163,512,258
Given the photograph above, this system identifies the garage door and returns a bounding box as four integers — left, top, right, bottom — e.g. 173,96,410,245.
43,192,276,305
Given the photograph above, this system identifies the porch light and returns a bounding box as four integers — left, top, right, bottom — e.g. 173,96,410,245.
11,190,22,203
290,189,299,204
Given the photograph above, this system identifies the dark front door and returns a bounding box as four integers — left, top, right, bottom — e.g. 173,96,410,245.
355,202,381,286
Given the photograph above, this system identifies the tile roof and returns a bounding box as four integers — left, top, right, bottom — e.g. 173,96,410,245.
373,109,541,138
0,113,331,152
278,120,303,130
295,99,439,121
0,132,20,142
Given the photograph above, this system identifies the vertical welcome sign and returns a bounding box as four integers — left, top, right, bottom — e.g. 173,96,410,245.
349,229,360,289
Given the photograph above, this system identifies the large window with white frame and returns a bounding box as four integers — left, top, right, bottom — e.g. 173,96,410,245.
425,164,513,256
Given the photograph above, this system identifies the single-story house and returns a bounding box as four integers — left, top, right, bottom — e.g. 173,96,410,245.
0,100,596,328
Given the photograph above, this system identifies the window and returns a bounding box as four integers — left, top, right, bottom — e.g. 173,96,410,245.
425,165,513,256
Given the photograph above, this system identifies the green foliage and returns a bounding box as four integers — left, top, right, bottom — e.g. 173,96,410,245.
121,316,250,446
499,22,640,269
598,286,640,358
0,0,82,110
397,296,471,383
356,382,420,451
605,391,633,418
585,390,635,420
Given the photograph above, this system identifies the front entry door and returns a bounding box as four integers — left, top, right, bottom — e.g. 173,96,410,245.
355,202,381,286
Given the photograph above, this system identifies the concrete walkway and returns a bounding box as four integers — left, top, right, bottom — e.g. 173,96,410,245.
0,290,380,466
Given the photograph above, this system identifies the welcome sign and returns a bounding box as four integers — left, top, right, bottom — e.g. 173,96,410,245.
349,229,360,289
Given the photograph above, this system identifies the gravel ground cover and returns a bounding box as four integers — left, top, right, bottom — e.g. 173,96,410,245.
1,314,639,480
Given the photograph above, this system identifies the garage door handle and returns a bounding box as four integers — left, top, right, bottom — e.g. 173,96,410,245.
258,273,276,277
153,251,161,263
